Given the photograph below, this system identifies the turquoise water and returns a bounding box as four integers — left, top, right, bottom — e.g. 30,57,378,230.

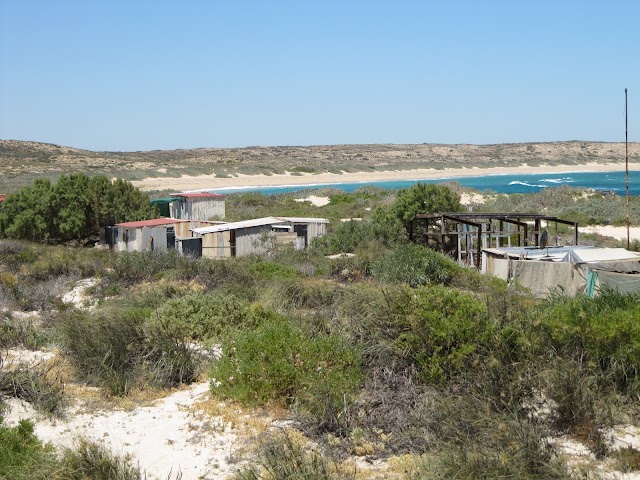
205,170,640,196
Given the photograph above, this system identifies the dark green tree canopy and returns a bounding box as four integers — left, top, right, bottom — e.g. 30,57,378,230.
391,183,463,229
0,174,157,243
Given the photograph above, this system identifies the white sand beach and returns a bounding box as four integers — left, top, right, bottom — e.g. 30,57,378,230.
133,162,636,192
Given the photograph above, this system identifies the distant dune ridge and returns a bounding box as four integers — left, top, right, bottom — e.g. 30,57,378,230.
1,139,638,193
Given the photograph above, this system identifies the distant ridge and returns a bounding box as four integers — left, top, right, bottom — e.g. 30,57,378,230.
1,139,637,193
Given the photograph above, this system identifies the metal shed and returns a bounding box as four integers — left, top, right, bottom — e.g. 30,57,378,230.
191,217,290,258
114,218,189,253
171,193,225,220
274,217,329,249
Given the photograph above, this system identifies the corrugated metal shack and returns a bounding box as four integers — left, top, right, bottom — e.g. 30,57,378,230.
115,218,189,253
191,217,291,258
275,217,329,249
171,193,225,220
483,245,640,297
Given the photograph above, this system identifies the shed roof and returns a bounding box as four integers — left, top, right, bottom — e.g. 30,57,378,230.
172,192,224,199
276,216,330,224
192,217,288,234
116,218,188,228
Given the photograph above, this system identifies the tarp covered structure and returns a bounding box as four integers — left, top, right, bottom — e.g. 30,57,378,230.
483,245,640,297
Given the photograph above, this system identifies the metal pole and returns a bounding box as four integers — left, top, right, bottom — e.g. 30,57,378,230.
626,88,630,250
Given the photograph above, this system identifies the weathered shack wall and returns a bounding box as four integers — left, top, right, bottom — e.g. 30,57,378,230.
201,231,231,258
172,198,225,220
116,226,169,253
307,222,327,240
235,225,273,257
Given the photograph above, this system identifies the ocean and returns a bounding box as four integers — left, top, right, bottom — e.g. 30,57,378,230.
205,170,640,196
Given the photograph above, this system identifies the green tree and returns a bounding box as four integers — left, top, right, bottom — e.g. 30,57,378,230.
391,183,462,234
0,174,157,243
0,179,55,241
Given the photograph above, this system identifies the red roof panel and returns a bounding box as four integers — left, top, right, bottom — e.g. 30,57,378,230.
116,218,187,228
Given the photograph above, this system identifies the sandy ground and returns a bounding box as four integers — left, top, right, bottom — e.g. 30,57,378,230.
580,225,640,241
133,162,635,192
294,195,331,207
5,382,241,480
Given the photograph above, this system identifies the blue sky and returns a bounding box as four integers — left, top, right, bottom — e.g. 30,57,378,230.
1,1,638,151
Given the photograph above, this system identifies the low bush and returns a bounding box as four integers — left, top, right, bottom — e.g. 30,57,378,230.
0,361,65,416
257,278,341,317
416,395,570,480
535,287,640,394
311,220,375,255
0,419,59,480
0,314,48,349
234,430,354,480
59,301,197,395
370,244,461,287
210,317,362,432
59,437,142,480
147,292,257,343
394,285,490,385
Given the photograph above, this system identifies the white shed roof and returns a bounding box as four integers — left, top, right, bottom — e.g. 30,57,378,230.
192,217,288,234
275,216,330,224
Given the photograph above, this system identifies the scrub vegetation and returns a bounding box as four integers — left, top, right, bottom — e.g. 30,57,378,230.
1,182,640,479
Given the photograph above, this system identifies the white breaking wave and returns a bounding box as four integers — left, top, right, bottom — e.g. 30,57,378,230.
540,177,575,184
508,181,549,188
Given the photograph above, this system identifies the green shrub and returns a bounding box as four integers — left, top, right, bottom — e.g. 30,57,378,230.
210,317,362,431
147,293,257,343
59,302,197,395
110,251,180,284
311,220,375,255
257,278,341,316
371,244,461,287
59,438,142,480
535,287,640,393
0,419,60,480
395,285,490,384
248,261,300,281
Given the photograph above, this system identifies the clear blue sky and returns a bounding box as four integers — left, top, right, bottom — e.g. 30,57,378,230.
1,1,639,151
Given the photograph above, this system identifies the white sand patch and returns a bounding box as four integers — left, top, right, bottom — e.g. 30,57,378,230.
326,253,356,259
580,225,640,241
5,382,241,480
61,278,98,309
3,348,56,367
294,195,330,207
460,193,485,205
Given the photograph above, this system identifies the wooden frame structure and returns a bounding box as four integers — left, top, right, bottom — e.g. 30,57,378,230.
411,213,579,269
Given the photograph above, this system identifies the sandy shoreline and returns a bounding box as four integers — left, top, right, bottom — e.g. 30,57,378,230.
133,162,636,192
